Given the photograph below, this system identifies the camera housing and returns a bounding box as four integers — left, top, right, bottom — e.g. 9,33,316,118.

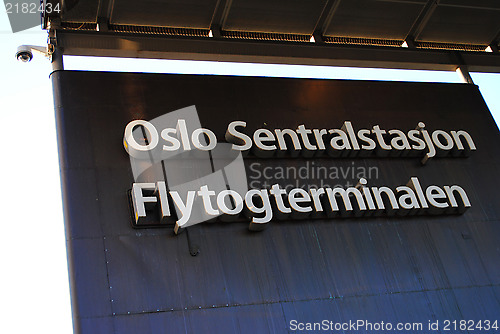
16,46,33,62
15,45,48,62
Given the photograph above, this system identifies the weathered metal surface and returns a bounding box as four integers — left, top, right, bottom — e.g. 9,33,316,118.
52,71,500,333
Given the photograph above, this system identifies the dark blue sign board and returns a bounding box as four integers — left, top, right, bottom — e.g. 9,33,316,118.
52,71,500,333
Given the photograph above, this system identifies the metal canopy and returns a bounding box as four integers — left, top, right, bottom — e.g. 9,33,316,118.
45,0,500,71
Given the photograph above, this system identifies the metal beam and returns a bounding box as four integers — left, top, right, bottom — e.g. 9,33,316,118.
405,0,438,43
312,0,343,43
56,30,500,73
490,26,500,53
97,0,115,20
51,47,64,72
452,51,474,84
96,0,115,31
209,0,233,38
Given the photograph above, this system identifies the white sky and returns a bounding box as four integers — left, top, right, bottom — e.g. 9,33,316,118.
0,9,499,334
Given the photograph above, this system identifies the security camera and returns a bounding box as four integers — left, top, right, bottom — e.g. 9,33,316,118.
16,45,33,62
15,45,49,63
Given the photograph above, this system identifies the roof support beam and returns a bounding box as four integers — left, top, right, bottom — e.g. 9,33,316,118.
456,66,474,84
209,0,233,39
96,0,115,32
312,0,343,43
453,51,474,84
405,0,438,44
56,30,500,73
490,27,500,53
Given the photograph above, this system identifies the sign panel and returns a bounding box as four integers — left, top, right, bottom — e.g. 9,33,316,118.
52,71,500,334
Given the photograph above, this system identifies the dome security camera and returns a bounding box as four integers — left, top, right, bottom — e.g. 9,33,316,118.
16,45,33,62
15,45,49,63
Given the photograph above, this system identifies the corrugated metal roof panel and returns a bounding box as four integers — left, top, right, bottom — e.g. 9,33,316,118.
46,0,500,49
